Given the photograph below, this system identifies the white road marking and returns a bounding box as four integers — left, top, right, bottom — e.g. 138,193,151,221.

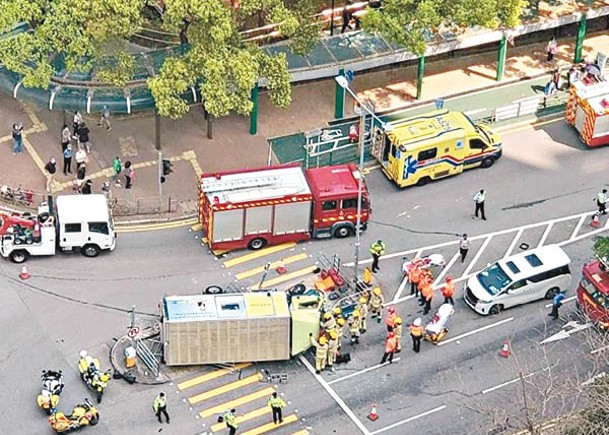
591,345,609,355
570,215,587,240
462,235,493,278
558,224,609,246
539,320,592,345
298,355,371,435
538,222,554,248
392,276,409,303
481,372,536,394
370,405,447,435
543,295,576,308
504,228,523,258
327,358,402,385
433,251,460,286
437,317,514,346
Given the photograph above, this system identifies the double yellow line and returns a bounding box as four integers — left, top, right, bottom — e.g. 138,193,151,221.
115,217,198,233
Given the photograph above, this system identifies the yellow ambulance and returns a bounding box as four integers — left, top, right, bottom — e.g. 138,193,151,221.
371,110,502,188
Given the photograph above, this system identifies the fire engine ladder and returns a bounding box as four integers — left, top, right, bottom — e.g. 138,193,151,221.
200,175,280,193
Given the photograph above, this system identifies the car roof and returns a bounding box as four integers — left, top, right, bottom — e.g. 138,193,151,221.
498,245,570,280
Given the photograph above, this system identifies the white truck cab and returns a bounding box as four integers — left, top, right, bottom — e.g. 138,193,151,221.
0,194,116,263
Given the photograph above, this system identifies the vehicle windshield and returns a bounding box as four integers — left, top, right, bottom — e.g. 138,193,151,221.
463,113,492,144
581,277,609,309
478,263,511,296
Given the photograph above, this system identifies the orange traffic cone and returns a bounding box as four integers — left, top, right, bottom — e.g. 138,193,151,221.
591,213,601,228
499,340,511,358
367,403,379,421
19,265,30,280
276,259,287,275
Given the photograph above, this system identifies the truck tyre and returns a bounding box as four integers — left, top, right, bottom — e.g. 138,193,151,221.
82,244,100,258
333,226,353,238
286,283,306,296
480,157,494,168
205,285,224,294
416,176,431,187
248,238,267,250
9,250,29,263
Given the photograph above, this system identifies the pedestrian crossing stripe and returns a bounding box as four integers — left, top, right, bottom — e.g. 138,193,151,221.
235,253,309,280
223,243,296,268
188,373,262,404
199,387,275,418
210,406,271,432
177,363,251,390
291,430,310,435
239,414,299,435
249,265,318,290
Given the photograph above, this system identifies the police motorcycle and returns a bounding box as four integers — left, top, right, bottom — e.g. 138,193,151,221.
37,370,65,414
77,351,111,403
424,303,455,344
402,254,446,278
48,398,99,433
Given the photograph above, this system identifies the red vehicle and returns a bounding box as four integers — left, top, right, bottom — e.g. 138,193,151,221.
576,258,609,330
198,163,371,252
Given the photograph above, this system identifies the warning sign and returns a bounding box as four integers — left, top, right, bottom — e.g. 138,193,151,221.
127,326,141,338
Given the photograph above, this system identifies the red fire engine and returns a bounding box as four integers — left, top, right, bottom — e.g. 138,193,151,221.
198,164,371,252
565,80,609,147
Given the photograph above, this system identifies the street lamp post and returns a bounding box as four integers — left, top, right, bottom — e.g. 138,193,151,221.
334,75,391,283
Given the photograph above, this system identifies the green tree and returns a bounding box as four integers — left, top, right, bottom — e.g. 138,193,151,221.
361,0,527,56
593,236,609,262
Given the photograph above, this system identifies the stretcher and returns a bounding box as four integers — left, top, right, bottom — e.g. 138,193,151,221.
402,254,446,278
424,303,454,344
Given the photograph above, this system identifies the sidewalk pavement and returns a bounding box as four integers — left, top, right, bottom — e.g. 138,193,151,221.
1,32,608,221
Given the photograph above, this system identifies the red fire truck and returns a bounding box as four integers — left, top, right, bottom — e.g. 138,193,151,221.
576,258,609,330
198,164,371,252
565,80,609,147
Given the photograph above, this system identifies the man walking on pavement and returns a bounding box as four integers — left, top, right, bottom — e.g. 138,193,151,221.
370,240,385,273
459,233,471,263
152,392,170,424
12,123,23,154
409,318,424,353
380,331,398,364
441,275,455,305
223,409,238,435
44,157,57,192
595,189,608,215
268,392,286,425
473,189,486,220
310,333,329,373
549,291,566,319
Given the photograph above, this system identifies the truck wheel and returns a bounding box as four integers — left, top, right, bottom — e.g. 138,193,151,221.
416,176,431,187
333,226,353,238
480,157,494,168
9,250,29,263
286,284,306,296
248,238,266,250
82,245,100,258
204,285,223,294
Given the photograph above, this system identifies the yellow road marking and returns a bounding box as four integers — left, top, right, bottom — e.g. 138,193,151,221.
191,223,202,231
239,414,298,435
199,387,275,418
223,243,296,268
115,218,198,233
235,253,309,280
249,266,317,290
496,115,562,134
188,374,262,404
22,136,46,173
291,430,310,435
177,363,251,390
211,406,271,432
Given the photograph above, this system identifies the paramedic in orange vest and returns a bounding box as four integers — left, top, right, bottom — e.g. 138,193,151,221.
380,331,398,364
409,318,424,353
441,275,455,305
409,260,422,296
422,281,434,315
418,272,432,306
385,307,397,332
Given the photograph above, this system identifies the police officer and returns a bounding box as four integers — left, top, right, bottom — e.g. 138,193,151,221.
369,240,386,272
268,392,287,424
473,189,487,220
596,188,608,215
153,392,170,424
223,409,238,435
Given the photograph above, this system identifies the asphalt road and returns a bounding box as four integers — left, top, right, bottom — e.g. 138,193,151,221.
2,117,609,435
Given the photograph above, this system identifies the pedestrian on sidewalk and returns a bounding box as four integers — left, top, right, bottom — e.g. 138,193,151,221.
546,37,557,62
341,1,353,33
62,143,73,175
76,122,91,153
112,156,122,186
75,163,86,191
409,318,424,353
152,391,170,424
370,240,385,272
72,111,83,134
97,105,112,130
441,275,455,305
548,291,566,320
595,189,608,215
222,409,238,435
12,123,23,154
74,145,87,170
380,331,397,364
459,233,471,263
44,157,57,192
267,392,286,425
61,124,71,152
552,68,561,90
473,189,486,220
124,160,134,189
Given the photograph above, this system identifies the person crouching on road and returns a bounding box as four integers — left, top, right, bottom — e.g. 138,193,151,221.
381,331,398,364
310,333,328,374
348,310,361,344
441,275,455,305
409,318,424,353
394,317,403,353
153,392,170,424
369,287,385,322
357,296,369,333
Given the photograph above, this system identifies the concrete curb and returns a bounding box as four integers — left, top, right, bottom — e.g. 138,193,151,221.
114,212,198,227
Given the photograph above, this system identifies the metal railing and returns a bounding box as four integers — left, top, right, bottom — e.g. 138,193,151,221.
135,338,160,378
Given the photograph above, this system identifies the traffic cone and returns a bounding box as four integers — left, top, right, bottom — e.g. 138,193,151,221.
591,213,601,228
367,403,379,421
276,258,287,274
499,340,511,358
19,265,30,280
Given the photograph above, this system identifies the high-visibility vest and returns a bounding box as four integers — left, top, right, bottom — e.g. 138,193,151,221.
370,242,385,255
349,317,361,333
422,283,434,300
442,281,455,297
223,412,238,429
370,294,384,309
153,395,166,412
409,266,419,283
598,192,608,204
268,396,286,408
409,325,424,337
385,312,397,327
385,335,397,353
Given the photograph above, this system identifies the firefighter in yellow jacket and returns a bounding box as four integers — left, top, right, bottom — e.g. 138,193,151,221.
394,317,403,352
348,310,361,344
357,296,369,333
310,333,329,374
335,317,346,350
369,287,385,323
327,330,339,368
320,312,336,333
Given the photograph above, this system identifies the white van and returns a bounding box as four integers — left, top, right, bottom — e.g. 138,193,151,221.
464,245,571,315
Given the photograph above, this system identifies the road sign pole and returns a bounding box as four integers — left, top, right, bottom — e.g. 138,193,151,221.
574,13,587,63
130,305,136,329
250,82,259,135
416,56,425,100
335,68,345,119
496,34,507,81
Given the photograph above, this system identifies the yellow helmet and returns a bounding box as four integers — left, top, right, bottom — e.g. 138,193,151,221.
319,336,328,345
373,287,382,296
359,297,367,304
337,318,346,326
329,331,338,340
352,310,360,317
332,307,342,316
324,312,332,320
394,317,402,325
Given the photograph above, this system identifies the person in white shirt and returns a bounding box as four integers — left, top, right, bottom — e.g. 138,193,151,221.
459,233,471,263
473,189,486,220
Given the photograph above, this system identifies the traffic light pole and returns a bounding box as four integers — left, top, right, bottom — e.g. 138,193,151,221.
158,151,163,210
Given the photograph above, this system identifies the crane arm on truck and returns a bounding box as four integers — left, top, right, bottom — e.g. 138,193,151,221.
0,213,36,236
